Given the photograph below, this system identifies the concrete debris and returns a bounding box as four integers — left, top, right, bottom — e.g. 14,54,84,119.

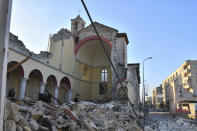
29,119,40,131
31,110,44,121
18,118,31,131
6,120,16,131
16,125,23,131
5,98,142,131
6,100,19,122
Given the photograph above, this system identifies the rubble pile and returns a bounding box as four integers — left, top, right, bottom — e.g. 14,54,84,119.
144,118,197,131
5,98,142,131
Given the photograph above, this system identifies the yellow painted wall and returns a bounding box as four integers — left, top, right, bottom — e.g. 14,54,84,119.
45,77,56,97
6,71,20,98
73,60,112,100
8,36,113,101
26,75,40,98
7,49,73,86
58,86,67,103
49,37,75,75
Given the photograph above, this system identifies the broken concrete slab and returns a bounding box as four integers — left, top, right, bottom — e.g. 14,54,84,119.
18,118,31,131
31,110,44,121
5,98,142,130
6,99,19,122
6,120,16,131
29,118,39,131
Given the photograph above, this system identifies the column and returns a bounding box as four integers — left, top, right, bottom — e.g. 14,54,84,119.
66,89,72,104
18,77,28,100
54,86,59,104
0,0,12,130
39,82,46,94
68,90,72,103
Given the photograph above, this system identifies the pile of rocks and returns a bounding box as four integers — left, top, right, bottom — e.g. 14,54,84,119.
5,98,142,131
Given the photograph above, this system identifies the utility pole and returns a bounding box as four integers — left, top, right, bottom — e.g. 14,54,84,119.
0,0,13,129
142,57,152,123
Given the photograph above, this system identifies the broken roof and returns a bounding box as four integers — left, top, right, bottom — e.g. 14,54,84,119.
116,33,129,44
84,21,119,32
51,28,73,41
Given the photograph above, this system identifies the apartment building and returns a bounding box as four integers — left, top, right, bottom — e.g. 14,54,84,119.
162,60,197,119
152,85,163,109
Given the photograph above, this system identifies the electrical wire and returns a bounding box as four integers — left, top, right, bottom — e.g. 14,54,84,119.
81,0,144,129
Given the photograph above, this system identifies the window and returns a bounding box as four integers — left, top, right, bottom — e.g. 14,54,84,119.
74,21,78,29
75,36,79,43
101,69,108,82
99,83,108,95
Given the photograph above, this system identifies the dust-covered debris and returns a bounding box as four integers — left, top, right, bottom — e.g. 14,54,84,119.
5,98,142,131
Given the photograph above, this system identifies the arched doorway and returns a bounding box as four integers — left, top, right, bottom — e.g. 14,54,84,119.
6,61,24,99
58,77,71,104
26,69,43,98
45,75,57,103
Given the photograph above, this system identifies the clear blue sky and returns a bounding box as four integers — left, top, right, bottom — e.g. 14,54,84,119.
10,0,197,96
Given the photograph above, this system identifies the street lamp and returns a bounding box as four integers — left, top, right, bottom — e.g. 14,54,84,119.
143,57,152,110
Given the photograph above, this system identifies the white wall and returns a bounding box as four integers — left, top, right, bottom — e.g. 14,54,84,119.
0,0,12,129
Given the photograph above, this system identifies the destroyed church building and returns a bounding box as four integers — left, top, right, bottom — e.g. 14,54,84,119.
6,15,140,104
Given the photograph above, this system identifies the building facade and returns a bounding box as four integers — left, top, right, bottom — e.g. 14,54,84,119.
162,60,197,119
145,96,152,108
127,63,140,104
152,85,163,109
6,15,139,104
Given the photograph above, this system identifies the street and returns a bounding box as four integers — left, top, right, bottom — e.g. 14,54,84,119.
149,111,197,125
144,111,197,131
149,112,178,124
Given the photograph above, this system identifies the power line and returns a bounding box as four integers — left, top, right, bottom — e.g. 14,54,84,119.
80,0,143,129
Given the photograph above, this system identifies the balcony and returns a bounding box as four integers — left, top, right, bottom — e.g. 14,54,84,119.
183,82,192,89
184,69,191,77
183,60,190,69
184,76,191,80
183,76,191,83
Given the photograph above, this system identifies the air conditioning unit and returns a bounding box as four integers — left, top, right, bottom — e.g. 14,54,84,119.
178,93,183,97
192,93,197,97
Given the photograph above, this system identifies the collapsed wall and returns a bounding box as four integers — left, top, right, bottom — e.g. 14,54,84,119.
5,98,142,131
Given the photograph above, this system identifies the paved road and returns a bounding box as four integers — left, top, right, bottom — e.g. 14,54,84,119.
149,112,178,124
149,111,197,125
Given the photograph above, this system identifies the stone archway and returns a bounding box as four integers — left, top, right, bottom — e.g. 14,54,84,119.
58,77,71,104
45,75,57,103
6,61,24,99
74,36,112,55
26,69,43,98
74,36,112,100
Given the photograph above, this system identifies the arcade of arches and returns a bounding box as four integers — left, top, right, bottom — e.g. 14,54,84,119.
6,61,71,104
